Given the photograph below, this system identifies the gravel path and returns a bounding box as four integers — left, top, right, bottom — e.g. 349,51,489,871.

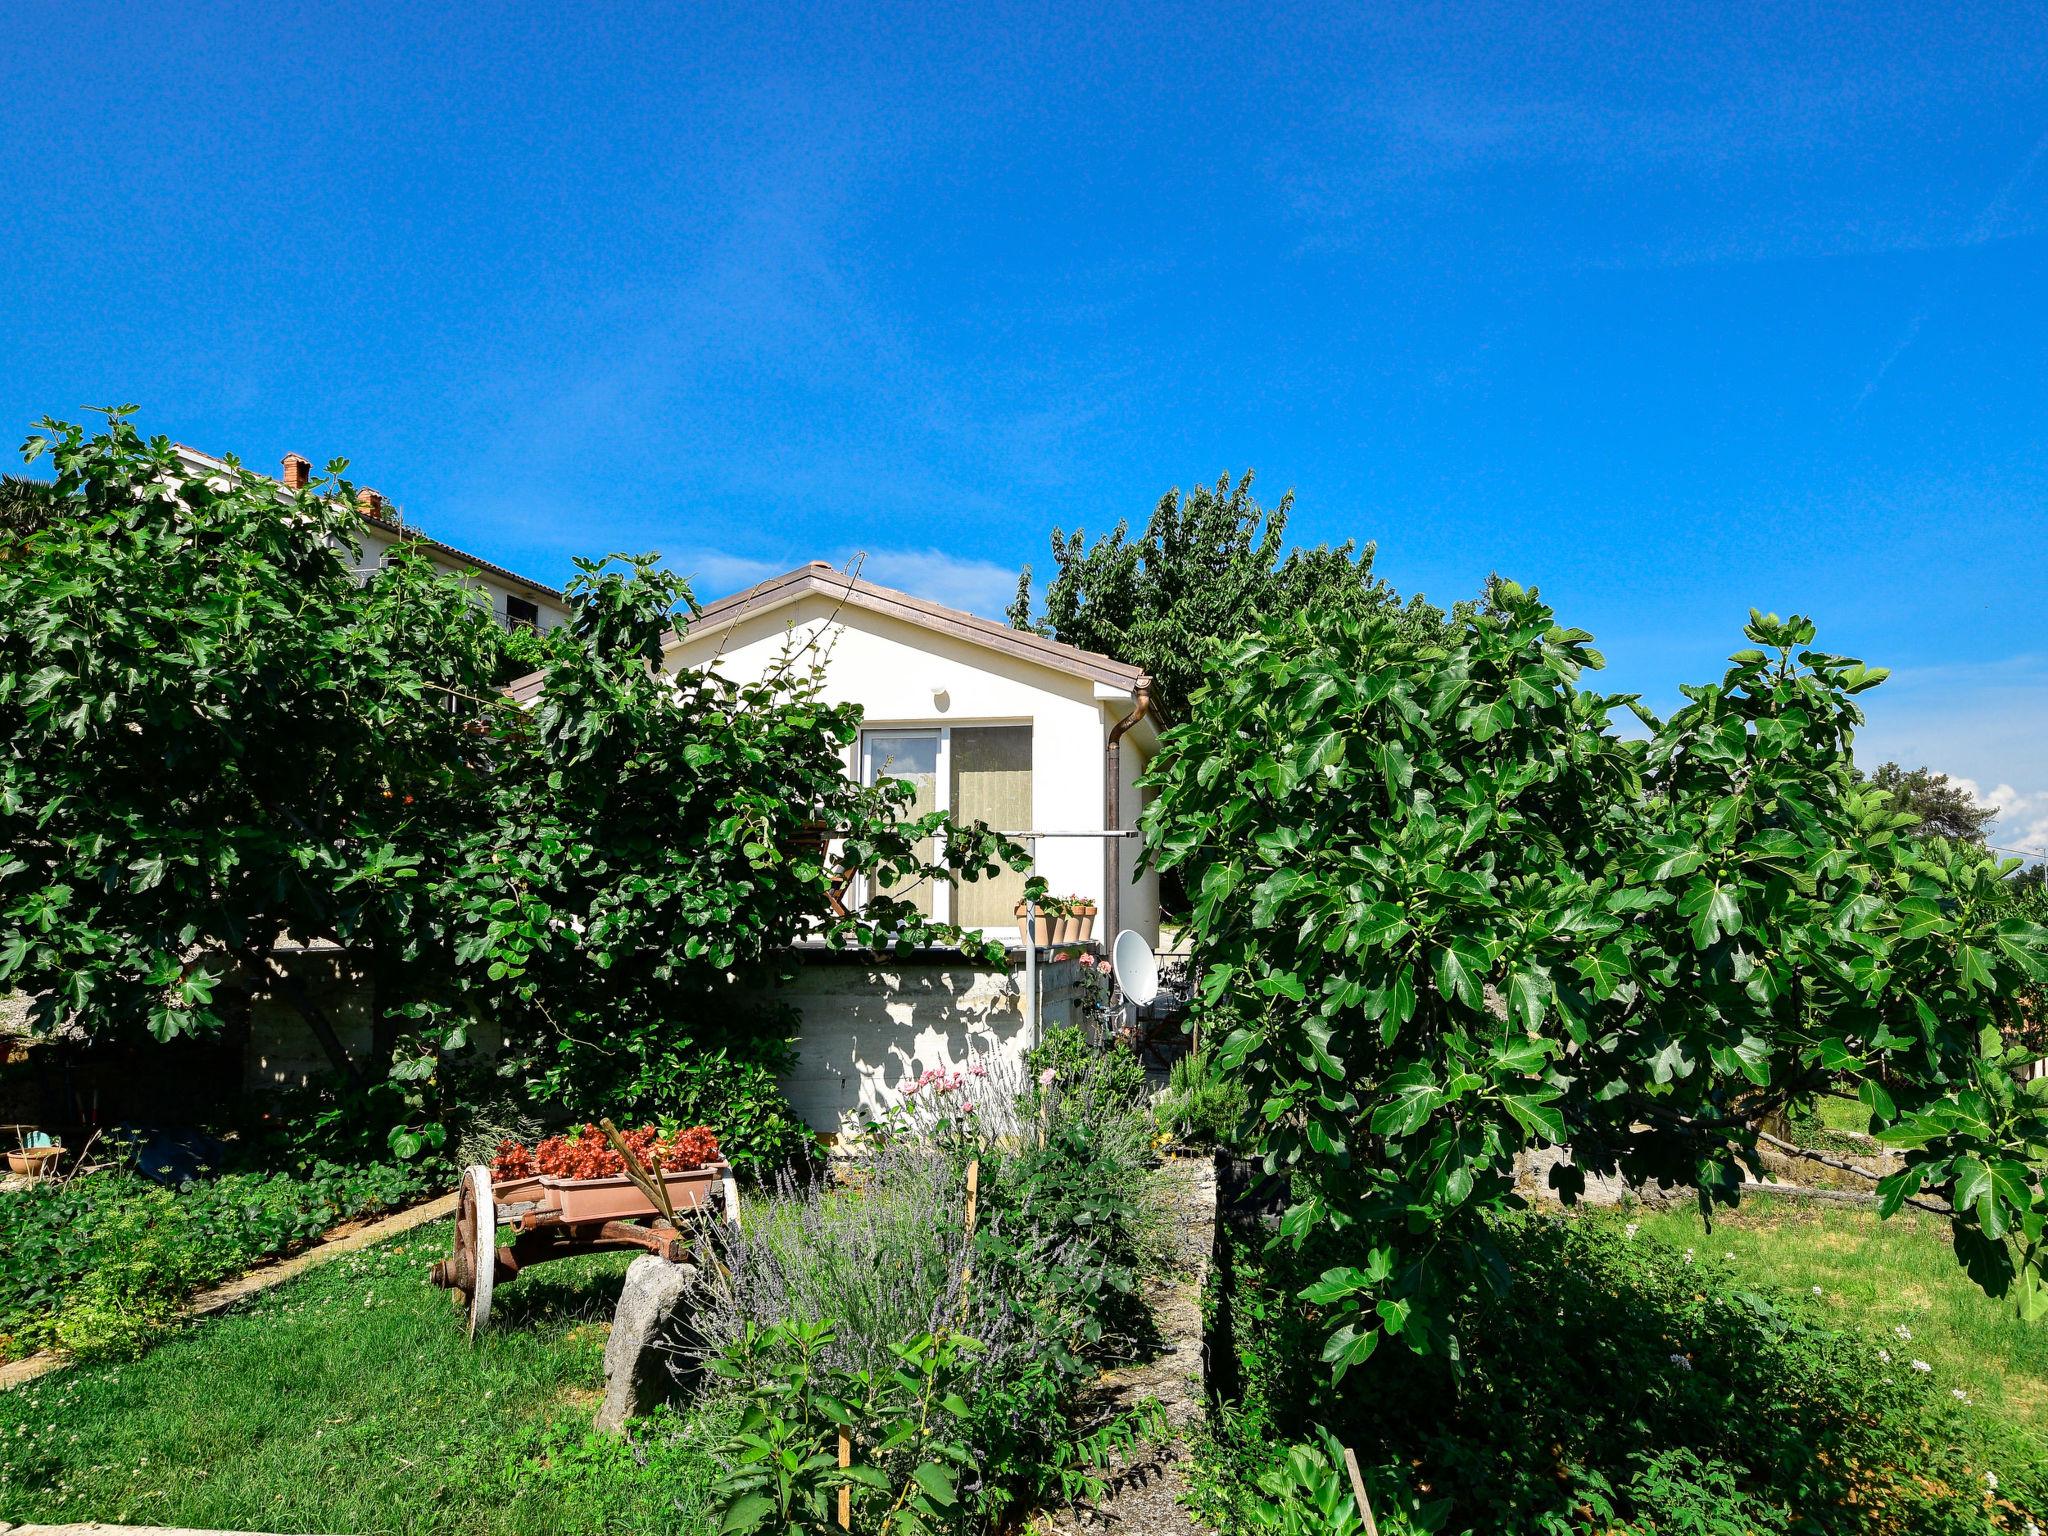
1035,1154,1218,1535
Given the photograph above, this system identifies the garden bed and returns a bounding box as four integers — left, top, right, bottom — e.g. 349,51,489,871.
0,1160,439,1365
1197,1205,2048,1533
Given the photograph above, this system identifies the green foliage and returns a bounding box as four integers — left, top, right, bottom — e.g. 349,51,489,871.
702,1054,1163,1531
708,1318,978,1535
486,1404,732,1533
1863,761,2000,847
0,409,515,1067
616,1033,819,1179
1235,1427,1371,1536
1155,1046,1250,1148
0,472,57,543
1008,469,1447,725
1202,1215,2044,1534
1,409,1030,1147
1142,584,2048,1371
0,1160,432,1362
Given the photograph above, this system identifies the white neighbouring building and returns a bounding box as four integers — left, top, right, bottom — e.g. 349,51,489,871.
509,561,1163,1136
174,445,570,635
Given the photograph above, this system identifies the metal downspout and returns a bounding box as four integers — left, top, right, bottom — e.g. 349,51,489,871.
1102,678,1153,946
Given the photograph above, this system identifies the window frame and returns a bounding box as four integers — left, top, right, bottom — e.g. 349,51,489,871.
856,722,1031,932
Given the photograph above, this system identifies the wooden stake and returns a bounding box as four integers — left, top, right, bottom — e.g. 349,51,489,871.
599,1118,677,1227
1341,1444,1380,1536
838,1431,851,1529
956,1158,982,1320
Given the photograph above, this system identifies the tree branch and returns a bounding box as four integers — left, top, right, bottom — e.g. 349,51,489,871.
1753,1129,1950,1215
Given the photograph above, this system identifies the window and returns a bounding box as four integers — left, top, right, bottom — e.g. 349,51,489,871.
505,595,540,632
859,725,1032,927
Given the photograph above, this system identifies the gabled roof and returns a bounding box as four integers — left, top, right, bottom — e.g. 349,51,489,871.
173,445,564,605
674,563,1149,691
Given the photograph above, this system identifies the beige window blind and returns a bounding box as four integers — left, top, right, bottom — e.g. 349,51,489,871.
950,726,1032,927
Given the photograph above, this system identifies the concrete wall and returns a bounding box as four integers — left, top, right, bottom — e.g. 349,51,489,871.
243,955,377,1098
774,951,1085,1137
667,595,1159,941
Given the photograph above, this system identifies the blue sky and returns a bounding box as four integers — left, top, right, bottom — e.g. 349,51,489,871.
6,3,2045,855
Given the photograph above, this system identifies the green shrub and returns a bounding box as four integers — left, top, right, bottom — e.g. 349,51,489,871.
624,1037,819,1179
0,1160,433,1363
1154,1047,1249,1148
1201,1213,2046,1534
701,1045,1165,1531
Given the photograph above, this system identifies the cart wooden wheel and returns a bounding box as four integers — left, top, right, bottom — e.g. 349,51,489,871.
446,1164,496,1339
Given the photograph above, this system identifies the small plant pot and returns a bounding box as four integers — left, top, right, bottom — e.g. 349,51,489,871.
1013,903,1059,946
1067,902,1098,945
540,1163,728,1224
6,1146,62,1178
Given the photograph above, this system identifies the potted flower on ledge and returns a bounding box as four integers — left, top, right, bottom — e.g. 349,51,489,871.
491,1124,726,1222
1011,894,1098,946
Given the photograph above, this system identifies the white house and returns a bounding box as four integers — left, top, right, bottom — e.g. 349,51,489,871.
670,562,1159,942
509,561,1164,1135
174,445,569,634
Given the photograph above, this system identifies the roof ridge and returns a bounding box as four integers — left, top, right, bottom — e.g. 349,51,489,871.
673,563,1147,686
171,444,563,602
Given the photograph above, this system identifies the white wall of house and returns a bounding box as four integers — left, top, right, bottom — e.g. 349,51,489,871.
348,521,568,633
774,953,1086,1136
665,594,1158,944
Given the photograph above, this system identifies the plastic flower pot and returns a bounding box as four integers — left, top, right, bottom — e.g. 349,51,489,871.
491,1174,546,1206
540,1163,728,1224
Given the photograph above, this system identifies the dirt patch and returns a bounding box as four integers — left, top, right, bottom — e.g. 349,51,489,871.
1033,1154,1218,1536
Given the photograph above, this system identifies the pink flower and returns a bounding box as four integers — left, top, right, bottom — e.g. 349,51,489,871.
970,1064,987,1078
960,1100,974,1113
1038,1067,1057,1087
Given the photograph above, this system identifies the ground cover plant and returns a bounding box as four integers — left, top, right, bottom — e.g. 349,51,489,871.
1196,1212,2046,1534
0,1157,433,1363
1632,1193,2048,1430
0,1227,734,1535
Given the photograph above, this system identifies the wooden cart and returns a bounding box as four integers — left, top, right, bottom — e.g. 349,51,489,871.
429,1162,739,1338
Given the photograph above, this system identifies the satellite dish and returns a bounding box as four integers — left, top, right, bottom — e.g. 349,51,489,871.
1111,929,1159,1007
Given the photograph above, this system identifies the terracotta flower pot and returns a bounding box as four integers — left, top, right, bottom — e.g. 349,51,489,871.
7,1146,62,1178
1013,903,1058,946
540,1163,727,1224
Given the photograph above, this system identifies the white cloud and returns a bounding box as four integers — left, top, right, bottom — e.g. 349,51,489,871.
681,551,787,599
850,548,1021,619
1952,779,2048,863
1853,652,2048,863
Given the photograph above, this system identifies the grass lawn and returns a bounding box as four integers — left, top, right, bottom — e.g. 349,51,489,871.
0,1222,731,1536
1630,1194,2048,1434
